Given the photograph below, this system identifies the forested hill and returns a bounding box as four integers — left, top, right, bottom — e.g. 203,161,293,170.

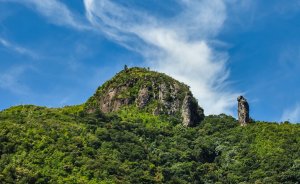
0,68,299,183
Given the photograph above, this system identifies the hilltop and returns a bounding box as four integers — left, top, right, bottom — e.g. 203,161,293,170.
0,67,299,183
85,67,204,127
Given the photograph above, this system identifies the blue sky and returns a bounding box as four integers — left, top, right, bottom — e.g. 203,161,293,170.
1,0,300,123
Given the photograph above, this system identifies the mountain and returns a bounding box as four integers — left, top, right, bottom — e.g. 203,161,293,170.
84,67,204,127
0,67,299,183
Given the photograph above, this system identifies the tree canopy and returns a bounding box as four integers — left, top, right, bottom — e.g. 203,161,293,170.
0,105,299,183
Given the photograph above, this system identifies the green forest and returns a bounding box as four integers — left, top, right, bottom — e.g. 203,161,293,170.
0,104,299,183
0,68,300,184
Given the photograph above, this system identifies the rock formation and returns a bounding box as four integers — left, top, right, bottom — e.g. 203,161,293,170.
237,96,249,126
85,67,204,126
181,94,203,126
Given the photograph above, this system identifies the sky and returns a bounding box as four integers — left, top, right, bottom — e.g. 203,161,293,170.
1,0,300,123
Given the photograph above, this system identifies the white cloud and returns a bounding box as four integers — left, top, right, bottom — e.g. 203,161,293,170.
1,0,90,30
0,37,38,58
273,0,300,16
279,46,300,69
83,0,239,115
281,104,300,123
0,66,32,95
1,0,240,115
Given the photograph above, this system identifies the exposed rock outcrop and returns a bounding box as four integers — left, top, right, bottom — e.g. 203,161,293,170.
181,94,204,126
136,87,150,108
85,67,204,126
237,96,249,126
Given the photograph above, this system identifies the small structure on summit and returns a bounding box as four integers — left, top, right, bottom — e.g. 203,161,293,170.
237,96,249,126
124,65,128,71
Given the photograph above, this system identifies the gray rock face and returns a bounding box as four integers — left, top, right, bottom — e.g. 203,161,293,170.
181,94,204,126
237,96,249,126
137,83,204,126
95,86,133,113
136,87,150,108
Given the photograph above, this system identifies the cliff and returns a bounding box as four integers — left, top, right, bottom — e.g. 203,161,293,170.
84,67,204,126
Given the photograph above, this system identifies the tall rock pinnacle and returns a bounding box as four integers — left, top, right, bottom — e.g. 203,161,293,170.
237,96,250,126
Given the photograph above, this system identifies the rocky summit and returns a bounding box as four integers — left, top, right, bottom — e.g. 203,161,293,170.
85,67,204,126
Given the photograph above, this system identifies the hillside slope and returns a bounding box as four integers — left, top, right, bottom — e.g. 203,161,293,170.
0,106,299,183
0,68,299,183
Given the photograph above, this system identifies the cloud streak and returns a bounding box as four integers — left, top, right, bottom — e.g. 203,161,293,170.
83,0,238,115
1,0,239,115
1,0,90,30
281,104,300,123
0,37,38,58
0,66,32,95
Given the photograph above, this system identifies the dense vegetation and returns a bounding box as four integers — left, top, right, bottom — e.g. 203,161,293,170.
0,67,299,183
0,105,299,183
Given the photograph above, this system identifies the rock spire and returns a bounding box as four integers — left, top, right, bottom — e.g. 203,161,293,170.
237,96,249,126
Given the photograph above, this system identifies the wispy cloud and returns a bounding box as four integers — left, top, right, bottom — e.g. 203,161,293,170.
0,66,32,95
1,0,240,115
0,37,38,58
273,0,300,16
281,104,300,123
1,0,90,30
279,46,300,69
83,0,239,115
